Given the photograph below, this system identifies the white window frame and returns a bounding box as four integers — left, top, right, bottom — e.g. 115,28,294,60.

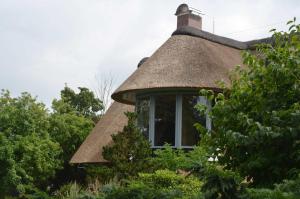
149,96,155,147
139,93,211,148
175,95,182,148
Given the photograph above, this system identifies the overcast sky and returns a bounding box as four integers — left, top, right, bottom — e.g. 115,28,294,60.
1,0,299,108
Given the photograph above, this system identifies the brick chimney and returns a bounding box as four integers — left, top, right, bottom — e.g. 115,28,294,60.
175,4,202,30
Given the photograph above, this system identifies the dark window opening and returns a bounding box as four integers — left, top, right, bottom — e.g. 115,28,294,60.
181,95,204,146
154,95,176,146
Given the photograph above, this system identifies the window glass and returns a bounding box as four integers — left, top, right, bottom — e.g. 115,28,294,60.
154,95,176,146
181,95,205,146
136,97,150,139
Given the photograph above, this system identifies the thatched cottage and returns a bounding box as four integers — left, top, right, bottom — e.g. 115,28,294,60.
70,4,271,164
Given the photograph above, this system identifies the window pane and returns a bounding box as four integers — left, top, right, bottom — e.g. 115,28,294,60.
182,95,205,146
154,95,176,146
136,97,150,139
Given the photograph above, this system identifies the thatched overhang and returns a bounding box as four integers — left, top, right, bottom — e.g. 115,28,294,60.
70,102,134,164
112,34,245,104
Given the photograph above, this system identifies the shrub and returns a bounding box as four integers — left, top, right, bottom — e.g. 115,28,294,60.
131,169,202,198
85,165,115,184
241,174,300,199
201,166,243,199
151,144,188,171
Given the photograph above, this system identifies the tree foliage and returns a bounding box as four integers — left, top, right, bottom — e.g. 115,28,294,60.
202,19,300,187
0,91,62,197
0,86,99,197
49,111,94,188
49,113,93,162
49,87,96,189
53,86,103,122
102,112,152,179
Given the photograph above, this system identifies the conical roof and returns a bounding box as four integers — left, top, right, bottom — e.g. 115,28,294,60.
112,32,245,104
70,102,134,163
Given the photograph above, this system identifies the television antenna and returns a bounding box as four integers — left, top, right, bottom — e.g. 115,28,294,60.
190,6,216,34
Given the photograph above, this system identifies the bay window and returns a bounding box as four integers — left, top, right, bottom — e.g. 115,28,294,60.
136,92,211,148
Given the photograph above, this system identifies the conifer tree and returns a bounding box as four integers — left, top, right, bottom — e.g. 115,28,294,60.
103,112,152,179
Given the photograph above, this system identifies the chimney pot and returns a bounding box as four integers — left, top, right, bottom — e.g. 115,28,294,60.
175,4,202,30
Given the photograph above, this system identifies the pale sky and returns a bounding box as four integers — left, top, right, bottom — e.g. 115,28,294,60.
0,0,299,107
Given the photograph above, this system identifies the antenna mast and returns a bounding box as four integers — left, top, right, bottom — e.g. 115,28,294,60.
213,17,215,34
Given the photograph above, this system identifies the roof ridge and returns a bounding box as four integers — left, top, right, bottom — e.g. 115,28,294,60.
172,26,272,50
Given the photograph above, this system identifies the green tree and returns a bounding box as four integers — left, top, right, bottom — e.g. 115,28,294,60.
102,112,152,179
49,109,94,188
49,87,96,189
203,19,300,187
0,91,62,197
54,86,103,122
50,113,93,162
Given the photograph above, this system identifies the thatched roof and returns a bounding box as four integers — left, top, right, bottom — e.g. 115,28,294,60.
112,34,245,104
112,28,272,104
70,101,134,164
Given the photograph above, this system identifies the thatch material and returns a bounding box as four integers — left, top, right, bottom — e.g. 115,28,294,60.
112,34,245,104
70,101,134,164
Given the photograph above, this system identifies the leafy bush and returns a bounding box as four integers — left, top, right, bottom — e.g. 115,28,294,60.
85,165,115,185
134,169,202,198
201,166,243,199
102,169,203,199
151,144,188,171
